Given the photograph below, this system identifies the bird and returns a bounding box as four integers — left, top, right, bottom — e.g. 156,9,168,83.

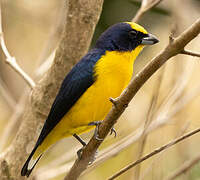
21,22,159,177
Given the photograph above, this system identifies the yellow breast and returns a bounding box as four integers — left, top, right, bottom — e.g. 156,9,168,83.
62,45,144,133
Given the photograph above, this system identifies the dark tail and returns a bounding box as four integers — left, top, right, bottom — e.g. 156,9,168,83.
21,145,42,177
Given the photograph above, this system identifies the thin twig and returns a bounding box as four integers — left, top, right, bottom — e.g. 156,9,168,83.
180,49,200,58
132,0,163,22
0,4,35,88
108,127,200,180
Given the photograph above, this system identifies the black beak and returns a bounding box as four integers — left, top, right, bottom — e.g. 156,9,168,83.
141,33,159,45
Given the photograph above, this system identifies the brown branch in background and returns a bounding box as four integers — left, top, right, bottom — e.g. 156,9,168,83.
0,4,35,89
180,49,200,58
164,152,200,180
108,127,200,180
132,0,163,22
0,0,104,179
64,17,200,180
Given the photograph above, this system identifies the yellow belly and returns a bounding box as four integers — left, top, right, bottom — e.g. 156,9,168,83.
61,70,130,134
34,46,144,157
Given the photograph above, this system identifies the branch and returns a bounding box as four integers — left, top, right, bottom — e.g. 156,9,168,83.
64,18,200,180
0,4,35,89
132,0,163,22
108,127,200,180
180,49,200,58
0,0,104,179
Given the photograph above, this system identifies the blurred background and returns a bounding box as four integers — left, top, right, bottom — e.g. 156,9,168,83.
0,0,200,179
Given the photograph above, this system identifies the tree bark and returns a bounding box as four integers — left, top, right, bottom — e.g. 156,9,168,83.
0,0,104,179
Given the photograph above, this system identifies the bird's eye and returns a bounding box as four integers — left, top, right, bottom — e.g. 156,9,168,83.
129,30,137,38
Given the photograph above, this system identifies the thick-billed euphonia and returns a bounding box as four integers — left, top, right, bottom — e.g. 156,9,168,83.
21,22,158,177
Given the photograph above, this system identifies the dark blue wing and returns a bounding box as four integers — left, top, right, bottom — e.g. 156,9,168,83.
36,48,105,146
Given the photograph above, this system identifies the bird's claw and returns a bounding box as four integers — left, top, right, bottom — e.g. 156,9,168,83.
110,127,117,137
88,121,103,141
88,121,117,140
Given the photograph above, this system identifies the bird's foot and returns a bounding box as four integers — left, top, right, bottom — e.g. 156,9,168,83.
88,121,117,141
110,126,117,137
88,121,103,141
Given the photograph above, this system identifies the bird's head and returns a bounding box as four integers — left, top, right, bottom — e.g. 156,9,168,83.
95,22,159,52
